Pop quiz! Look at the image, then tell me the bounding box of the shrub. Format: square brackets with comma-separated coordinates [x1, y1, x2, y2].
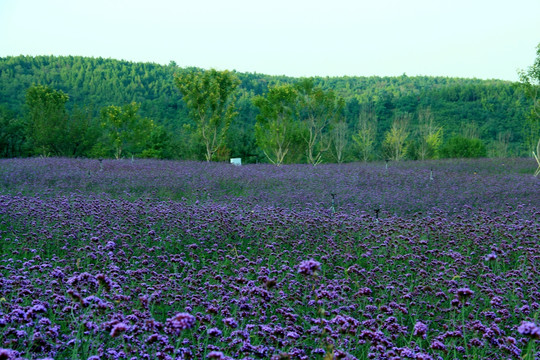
[440, 136, 487, 158]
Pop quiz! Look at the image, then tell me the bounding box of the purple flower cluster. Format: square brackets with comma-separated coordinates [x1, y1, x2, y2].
[456, 287, 475, 301]
[413, 321, 428, 339]
[166, 312, 196, 333]
[298, 259, 321, 276]
[517, 321, 540, 340]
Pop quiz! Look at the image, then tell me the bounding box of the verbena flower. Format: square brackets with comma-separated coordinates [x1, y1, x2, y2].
[0, 348, 20, 360]
[298, 259, 321, 276]
[110, 322, 128, 337]
[207, 351, 226, 359]
[223, 317, 238, 329]
[456, 287, 474, 300]
[208, 327, 222, 337]
[166, 312, 196, 333]
[413, 321, 428, 339]
[517, 321, 540, 339]
[430, 339, 447, 351]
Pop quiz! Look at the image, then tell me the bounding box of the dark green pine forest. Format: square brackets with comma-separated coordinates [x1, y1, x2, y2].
[0, 55, 535, 163]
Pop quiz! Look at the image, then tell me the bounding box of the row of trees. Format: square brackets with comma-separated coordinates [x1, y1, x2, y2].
[174, 70, 497, 165]
[175, 42, 539, 165]
[0, 46, 538, 163]
[1, 79, 492, 163]
[0, 85, 170, 159]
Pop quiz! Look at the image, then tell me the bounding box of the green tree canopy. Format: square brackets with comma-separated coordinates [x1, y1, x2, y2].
[439, 136, 487, 158]
[96, 102, 159, 159]
[383, 112, 410, 161]
[352, 103, 377, 162]
[25, 84, 69, 156]
[296, 78, 344, 165]
[253, 84, 299, 166]
[174, 69, 240, 161]
[0, 106, 26, 158]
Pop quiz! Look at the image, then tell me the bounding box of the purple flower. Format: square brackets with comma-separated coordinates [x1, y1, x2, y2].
[415, 354, 434, 360]
[413, 321, 428, 339]
[208, 327, 222, 337]
[469, 337, 484, 347]
[354, 287, 373, 297]
[430, 340, 448, 351]
[0, 348, 19, 360]
[223, 317, 238, 328]
[490, 296, 503, 307]
[456, 287, 474, 300]
[517, 321, 540, 339]
[207, 351, 226, 359]
[298, 259, 321, 276]
[286, 331, 300, 339]
[166, 312, 196, 333]
[110, 322, 128, 337]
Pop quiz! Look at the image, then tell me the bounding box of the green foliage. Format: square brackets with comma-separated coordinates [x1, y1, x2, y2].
[142, 125, 173, 159]
[0, 106, 26, 158]
[415, 107, 443, 160]
[296, 78, 344, 165]
[383, 113, 410, 161]
[64, 105, 102, 157]
[0, 55, 534, 161]
[25, 84, 69, 156]
[330, 121, 350, 163]
[488, 131, 513, 158]
[425, 128, 443, 157]
[352, 104, 377, 162]
[174, 69, 240, 161]
[439, 136, 487, 158]
[98, 102, 161, 159]
[253, 84, 299, 165]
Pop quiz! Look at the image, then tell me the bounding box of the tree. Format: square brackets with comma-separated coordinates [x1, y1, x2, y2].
[439, 136, 487, 158]
[518, 42, 540, 156]
[174, 68, 240, 161]
[253, 84, 298, 166]
[489, 131, 512, 158]
[416, 107, 443, 160]
[97, 102, 157, 159]
[352, 103, 377, 162]
[330, 121, 349, 164]
[296, 78, 343, 166]
[64, 105, 102, 157]
[460, 121, 481, 140]
[25, 84, 69, 156]
[141, 125, 172, 159]
[383, 112, 410, 161]
[0, 106, 26, 158]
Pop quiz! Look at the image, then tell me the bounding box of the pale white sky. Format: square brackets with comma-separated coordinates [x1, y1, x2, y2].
[0, 0, 539, 81]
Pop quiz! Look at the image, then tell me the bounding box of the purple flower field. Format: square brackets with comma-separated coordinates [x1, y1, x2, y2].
[0, 158, 539, 359]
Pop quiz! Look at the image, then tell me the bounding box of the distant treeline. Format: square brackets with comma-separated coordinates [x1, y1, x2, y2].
[0, 55, 534, 162]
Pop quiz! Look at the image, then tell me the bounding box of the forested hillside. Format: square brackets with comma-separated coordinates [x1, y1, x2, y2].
[0, 55, 533, 162]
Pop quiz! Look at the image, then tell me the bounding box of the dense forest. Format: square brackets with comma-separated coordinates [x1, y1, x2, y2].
[0, 55, 535, 163]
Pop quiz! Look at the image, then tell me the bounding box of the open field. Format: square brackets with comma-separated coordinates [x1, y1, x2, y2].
[0, 158, 539, 359]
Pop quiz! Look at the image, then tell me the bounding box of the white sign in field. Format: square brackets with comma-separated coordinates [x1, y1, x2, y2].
[230, 158, 242, 166]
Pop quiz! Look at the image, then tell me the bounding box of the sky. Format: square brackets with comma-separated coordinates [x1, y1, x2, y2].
[0, 0, 539, 81]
